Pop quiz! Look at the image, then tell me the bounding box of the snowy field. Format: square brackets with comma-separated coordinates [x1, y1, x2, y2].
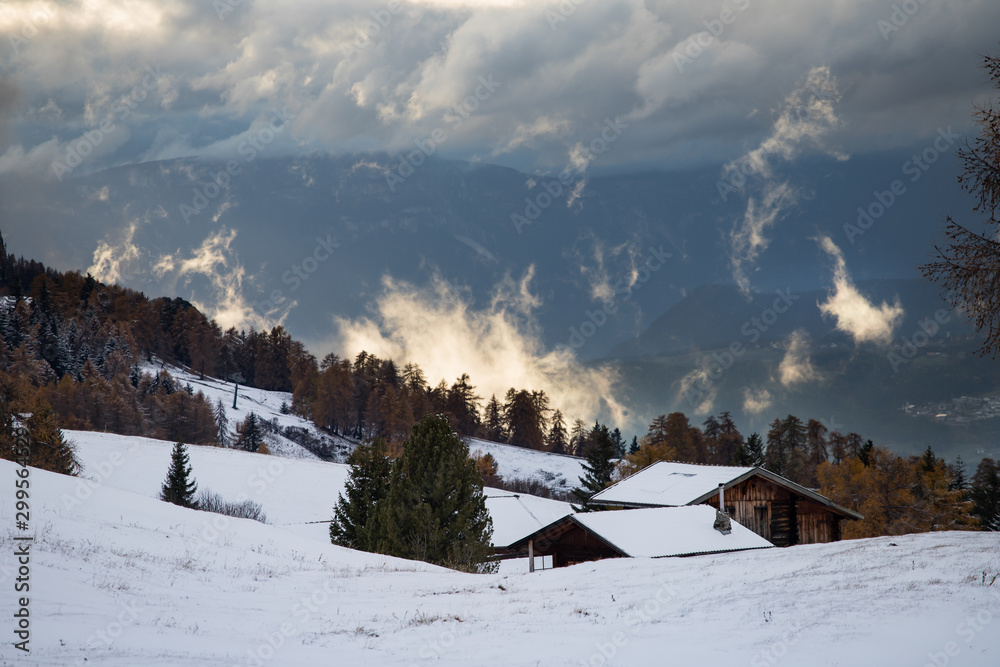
[3, 456, 1000, 666]
[67, 431, 572, 550]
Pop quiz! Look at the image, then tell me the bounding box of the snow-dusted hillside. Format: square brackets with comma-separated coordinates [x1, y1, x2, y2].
[138, 364, 584, 497]
[68, 431, 572, 549]
[140, 361, 356, 462]
[5, 457, 1000, 666]
[466, 437, 587, 493]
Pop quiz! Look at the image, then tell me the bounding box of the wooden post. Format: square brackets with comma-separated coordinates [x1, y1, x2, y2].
[528, 539, 534, 573]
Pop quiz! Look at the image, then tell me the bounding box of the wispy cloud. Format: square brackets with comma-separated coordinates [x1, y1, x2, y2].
[777, 329, 819, 387]
[154, 227, 280, 331]
[817, 235, 903, 345]
[726, 67, 846, 294]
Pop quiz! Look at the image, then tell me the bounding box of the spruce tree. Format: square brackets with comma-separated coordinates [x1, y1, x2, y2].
[379, 414, 495, 572]
[546, 409, 568, 454]
[214, 399, 230, 447]
[330, 438, 392, 551]
[628, 435, 639, 455]
[732, 432, 765, 467]
[970, 458, 1000, 531]
[160, 441, 198, 508]
[236, 412, 263, 452]
[571, 423, 617, 512]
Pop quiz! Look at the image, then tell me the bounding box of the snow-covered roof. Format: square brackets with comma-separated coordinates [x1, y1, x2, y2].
[591, 461, 754, 507]
[572, 506, 773, 557]
[484, 488, 574, 548]
[590, 461, 864, 520]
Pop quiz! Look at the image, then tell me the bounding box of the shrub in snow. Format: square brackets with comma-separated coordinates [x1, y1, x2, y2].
[197, 488, 267, 523]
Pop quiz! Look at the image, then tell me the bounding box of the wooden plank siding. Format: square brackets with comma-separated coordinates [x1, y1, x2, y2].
[698, 477, 843, 546]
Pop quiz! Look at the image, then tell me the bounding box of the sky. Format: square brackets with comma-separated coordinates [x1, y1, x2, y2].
[1, 0, 998, 181]
[2, 0, 999, 431]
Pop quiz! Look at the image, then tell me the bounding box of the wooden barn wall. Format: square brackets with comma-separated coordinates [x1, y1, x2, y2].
[699, 478, 843, 545]
[529, 523, 620, 567]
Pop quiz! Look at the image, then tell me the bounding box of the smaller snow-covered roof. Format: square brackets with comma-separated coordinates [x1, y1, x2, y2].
[573, 506, 773, 557]
[484, 488, 574, 548]
[591, 461, 753, 507]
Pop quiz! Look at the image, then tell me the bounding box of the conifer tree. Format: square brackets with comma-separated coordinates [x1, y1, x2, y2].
[970, 458, 1000, 531]
[214, 398, 229, 447]
[235, 412, 263, 452]
[732, 432, 765, 467]
[571, 423, 617, 512]
[379, 414, 495, 572]
[330, 438, 392, 551]
[546, 410, 568, 454]
[483, 394, 505, 442]
[160, 441, 198, 508]
[610, 427, 625, 458]
[628, 435, 639, 455]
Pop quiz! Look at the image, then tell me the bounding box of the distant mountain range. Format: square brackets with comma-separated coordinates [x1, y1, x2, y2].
[0, 144, 970, 357]
[4, 148, 996, 462]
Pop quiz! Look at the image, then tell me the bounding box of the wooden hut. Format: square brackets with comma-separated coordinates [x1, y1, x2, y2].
[589, 462, 862, 546]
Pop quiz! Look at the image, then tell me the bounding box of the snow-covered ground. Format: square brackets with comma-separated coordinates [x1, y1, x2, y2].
[467, 437, 587, 493]
[4, 457, 1000, 666]
[67, 430, 572, 549]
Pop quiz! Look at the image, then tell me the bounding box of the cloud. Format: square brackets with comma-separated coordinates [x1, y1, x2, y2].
[728, 181, 796, 294]
[154, 227, 282, 331]
[817, 236, 904, 345]
[777, 329, 819, 387]
[676, 364, 716, 416]
[88, 220, 143, 285]
[2, 0, 995, 179]
[742, 387, 773, 415]
[726, 67, 846, 294]
[333, 269, 628, 427]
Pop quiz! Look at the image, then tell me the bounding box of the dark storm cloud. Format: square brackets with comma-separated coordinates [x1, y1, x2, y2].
[0, 0, 998, 177]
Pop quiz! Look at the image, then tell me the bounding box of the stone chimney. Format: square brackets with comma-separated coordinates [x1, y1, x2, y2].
[714, 483, 731, 534]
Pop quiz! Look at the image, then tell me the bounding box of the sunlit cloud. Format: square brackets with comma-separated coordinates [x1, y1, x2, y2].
[817, 236, 903, 345]
[777, 329, 819, 387]
[334, 270, 628, 426]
